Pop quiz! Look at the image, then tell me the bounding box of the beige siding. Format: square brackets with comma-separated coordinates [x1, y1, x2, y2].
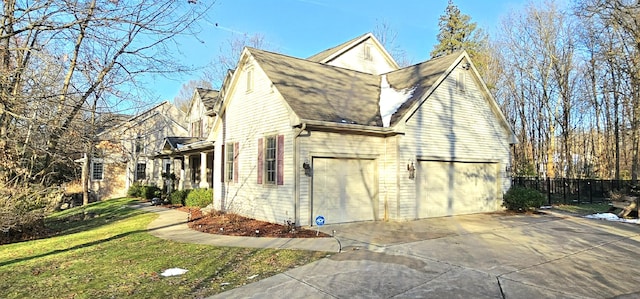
[297, 131, 390, 226]
[397, 67, 511, 220]
[219, 57, 297, 224]
[326, 41, 397, 75]
[92, 102, 188, 198]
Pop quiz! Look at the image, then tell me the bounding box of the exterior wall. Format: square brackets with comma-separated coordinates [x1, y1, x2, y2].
[90, 160, 127, 200]
[216, 57, 297, 224]
[326, 40, 397, 75]
[187, 95, 214, 139]
[396, 66, 512, 220]
[297, 131, 389, 226]
[91, 102, 188, 199]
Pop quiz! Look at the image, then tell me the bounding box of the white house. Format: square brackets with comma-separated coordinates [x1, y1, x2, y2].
[179, 33, 518, 227]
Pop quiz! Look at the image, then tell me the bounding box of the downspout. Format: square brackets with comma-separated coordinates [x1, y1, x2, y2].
[293, 123, 306, 226]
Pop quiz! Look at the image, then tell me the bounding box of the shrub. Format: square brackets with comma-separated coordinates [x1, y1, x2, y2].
[185, 188, 212, 208]
[168, 189, 191, 206]
[127, 183, 143, 198]
[142, 185, 160, 200]
[503, 186, 546, 212]
[127, 183, 160, 200]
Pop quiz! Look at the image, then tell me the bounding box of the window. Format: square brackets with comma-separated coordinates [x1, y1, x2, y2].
[257, 135, 284, 185]
[265, 136, 277, 184]
[363, 43, 372, 61]
[135, 136, 144, 153]
[92, 162, 103, 180]
[457, 71, 466, 93]
[191, 120, 202, 137]
[136, 163, 146, 181]
[190, 156, 201, 183]
[225, 142, 238, 183]
[246, 68, 253, 92]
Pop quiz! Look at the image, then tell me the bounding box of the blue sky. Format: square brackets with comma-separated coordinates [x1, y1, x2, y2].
[148, 0, 530, 105]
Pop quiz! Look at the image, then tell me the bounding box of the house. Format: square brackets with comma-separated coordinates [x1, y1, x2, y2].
[198, 33, 517, 226]
[155, 88, 218, 191]
[88, 101, 188, 199]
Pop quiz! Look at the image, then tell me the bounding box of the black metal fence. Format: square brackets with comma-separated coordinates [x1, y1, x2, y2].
[511, 177, 637, 206]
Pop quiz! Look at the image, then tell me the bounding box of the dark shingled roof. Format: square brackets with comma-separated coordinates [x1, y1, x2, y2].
[249, 47, 383, 126]
[164, 137, 203, 150]
[385, 52, 461, 126]
[196, 88, 220, 111]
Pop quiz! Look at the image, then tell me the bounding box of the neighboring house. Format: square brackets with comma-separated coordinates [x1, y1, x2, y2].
[156, 88, 218, 191]
[89, 101, 188, 200]
[192, 32, 517, 226]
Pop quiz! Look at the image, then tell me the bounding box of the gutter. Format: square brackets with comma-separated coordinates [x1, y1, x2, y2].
[302, 119, 402, 136]
[293, 123, 306, 227]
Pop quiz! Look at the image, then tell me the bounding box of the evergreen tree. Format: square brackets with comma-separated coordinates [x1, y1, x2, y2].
[430, 0, 487, 59]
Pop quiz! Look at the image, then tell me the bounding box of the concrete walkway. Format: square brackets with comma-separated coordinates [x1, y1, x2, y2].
[132, 203, 640, 298]
[130, 202, 341, 252]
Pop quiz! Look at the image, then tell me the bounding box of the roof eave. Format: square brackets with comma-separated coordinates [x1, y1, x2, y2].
[300, 119, 400, 136]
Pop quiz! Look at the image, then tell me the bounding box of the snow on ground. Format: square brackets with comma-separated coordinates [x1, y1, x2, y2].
[584, 213, 640, 224]
[160, 268, 188, 277]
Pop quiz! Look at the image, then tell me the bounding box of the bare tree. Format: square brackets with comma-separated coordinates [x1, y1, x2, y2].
[173, 80, 213, 112]
[202, 33, 272, 88]
[373, 19, 412, 67]
[0, 0, 215, 187]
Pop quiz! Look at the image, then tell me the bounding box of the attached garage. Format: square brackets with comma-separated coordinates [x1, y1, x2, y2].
[416, 160, 500, 218]
[312, 157, 378, 224]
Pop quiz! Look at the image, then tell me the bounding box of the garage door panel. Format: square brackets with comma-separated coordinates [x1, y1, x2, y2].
[417, 161, 498, 218]
[312, 158, 377, 224]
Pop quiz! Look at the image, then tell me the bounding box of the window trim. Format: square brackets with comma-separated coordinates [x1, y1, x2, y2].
[225, 142, 238, 183]
[91, 161, 104, 181]
[257, 135, 284, 186]
[265, 136, 277, 184]
[363, 43, 372, 61]
[246, 68, 254, 93]
[135, 162, 146, 181]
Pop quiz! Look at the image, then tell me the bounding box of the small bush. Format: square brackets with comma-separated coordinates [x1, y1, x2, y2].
[169, 189, 191, 206]
[142, 185, 160, 200]
[127, 183, 159, 200]
[185, 188, 212, 208]
[127, 183, 143, 198]
[503, 186, 546, 212]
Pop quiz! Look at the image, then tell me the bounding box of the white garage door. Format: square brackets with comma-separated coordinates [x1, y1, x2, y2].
[416, 161, 499, 218]
[312, 158, 377, 224]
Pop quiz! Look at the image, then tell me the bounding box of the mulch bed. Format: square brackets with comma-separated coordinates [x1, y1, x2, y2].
[179, 207, 330, 238]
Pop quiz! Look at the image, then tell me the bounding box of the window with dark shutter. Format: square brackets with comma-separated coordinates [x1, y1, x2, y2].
[233, 142, 239, 183]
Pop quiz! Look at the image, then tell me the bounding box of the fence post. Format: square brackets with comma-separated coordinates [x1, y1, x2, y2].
[546, 177, 551, 206]
[577, 179, 581, 203]
[587, 180, 593, 204]
[563, 178, 567, 204]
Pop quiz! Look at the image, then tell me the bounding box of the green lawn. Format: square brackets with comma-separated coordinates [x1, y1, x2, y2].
[0, 198, 328, 298]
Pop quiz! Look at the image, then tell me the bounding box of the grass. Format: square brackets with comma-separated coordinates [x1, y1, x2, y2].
[0, 198, 328, 298]
[552, 203, 613, 215]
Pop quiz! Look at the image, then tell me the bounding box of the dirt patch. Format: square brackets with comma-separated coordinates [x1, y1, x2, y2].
[181, 207, 330, 238]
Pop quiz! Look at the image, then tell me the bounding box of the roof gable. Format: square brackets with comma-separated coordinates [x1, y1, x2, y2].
[307, 33, 399, 72]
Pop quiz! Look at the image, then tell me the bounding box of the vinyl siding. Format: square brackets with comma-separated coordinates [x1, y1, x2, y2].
[396, 67, 511, 220]
[219, 57, 296, 224]
[326, 41, 397, 75]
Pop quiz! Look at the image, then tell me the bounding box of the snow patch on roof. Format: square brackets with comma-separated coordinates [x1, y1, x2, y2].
[379, 74, 416, 127]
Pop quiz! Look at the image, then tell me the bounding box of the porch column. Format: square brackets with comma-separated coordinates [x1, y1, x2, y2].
[179, 157, 186, 190]
[167, 157, 175, 194]
[200, 151, 209, 188]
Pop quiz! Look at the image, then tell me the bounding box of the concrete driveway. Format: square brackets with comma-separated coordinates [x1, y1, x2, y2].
[209, 211, 640, 298]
